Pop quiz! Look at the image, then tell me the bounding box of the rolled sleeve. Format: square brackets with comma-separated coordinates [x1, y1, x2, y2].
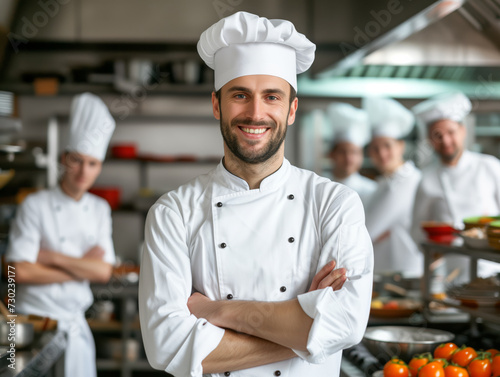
[139, 202, 225, 377]
[5, 196, 41, 264]
[294, 189, 373, 363]
[97, 202, 116, 265]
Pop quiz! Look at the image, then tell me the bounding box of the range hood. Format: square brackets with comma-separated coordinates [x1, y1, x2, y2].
[316, 0, 500, 77]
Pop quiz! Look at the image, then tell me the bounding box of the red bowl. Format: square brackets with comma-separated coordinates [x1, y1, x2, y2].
[421, 222, 457, 244]
[89, 187, 121, 210]
[111, 144, 137, 159]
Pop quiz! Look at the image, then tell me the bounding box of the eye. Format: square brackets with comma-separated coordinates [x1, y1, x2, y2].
[234, 93, 246, 99]
[267, 95, 278, 101]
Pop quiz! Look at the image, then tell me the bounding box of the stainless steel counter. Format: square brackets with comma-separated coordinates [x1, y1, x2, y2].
[0, 330, 66, 377]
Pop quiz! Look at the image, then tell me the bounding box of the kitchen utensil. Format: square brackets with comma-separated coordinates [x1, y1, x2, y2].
[362, 326, 454, 362]
[383, 283, 408, 297]
[96, 337, 140, 361]
[0, 318, 34, 349]
[421, 221, 457, 244]
[89, 187, 121, 210]
[111, 144, 137, 159]
[486, 222, 500, 250]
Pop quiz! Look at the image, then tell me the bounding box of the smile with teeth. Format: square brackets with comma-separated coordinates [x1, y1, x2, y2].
[241, 127, 267, 134]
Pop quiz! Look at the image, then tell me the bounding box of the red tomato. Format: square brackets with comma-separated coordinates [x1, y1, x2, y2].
[492, 354, 500, 377]
[467, 356, 491, 377]
[384, 358, 410, 377]
[409, 353, 431, 377]
[444, 365, 469, 377]
[486, 349, 499, 358]
[452, 347, 478, 367]
[418, 361, 445, 377]
[433, 359, 448, 368]
[434, 343, 459, 361]
[383, 301, 400, 310]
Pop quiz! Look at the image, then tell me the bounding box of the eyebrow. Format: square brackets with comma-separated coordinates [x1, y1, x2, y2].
[226, 86, 287, 97]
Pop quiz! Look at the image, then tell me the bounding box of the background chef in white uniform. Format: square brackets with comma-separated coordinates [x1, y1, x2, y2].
[6, 92, 116, 377]
[363, 96, 423, 277]
[139, 11, 373, 377]
[411, 92, 500, 282]
[326, 102, 377, 207]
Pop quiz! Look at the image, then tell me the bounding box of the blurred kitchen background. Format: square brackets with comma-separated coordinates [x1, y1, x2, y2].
[0, 0, 500, 376]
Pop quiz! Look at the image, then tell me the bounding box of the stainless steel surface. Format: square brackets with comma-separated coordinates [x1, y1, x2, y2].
[421, 242, 500, 325]
[0, 320, 34, 349]
[317, 0, 465, 77]
[362, 326, 455, 362]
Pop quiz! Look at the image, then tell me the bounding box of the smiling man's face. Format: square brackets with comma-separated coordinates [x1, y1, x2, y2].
[212, 75, 298, 165]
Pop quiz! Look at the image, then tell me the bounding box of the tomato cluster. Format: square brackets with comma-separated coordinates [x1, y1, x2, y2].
[382, 343, 500, 377]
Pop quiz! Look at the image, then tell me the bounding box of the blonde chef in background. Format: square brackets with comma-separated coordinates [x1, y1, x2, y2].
[326, 102, 377, 207]
[411, 92, 500, 282]
[6, 93, 116, 377]
[139, 11, 373, 377]
[363, 96, 423, 276]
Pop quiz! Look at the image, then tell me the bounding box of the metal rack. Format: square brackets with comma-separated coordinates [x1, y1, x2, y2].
[89, 281, 169, 377]
[420, 242, 500, 325]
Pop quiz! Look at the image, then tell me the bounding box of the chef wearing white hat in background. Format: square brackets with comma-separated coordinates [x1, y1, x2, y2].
[139, 11, 373, 377]
[363, 96, 423, 277]
[411, 92, 500, 282]
[6, 92, 116, 377]
[326, 102, 377, 206]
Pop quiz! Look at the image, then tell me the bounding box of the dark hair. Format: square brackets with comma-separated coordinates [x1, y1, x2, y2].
[215, 83, 297, 106]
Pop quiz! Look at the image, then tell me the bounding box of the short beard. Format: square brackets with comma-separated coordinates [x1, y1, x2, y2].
[219, 112, 288, 165]
[439, 147, 461, 163]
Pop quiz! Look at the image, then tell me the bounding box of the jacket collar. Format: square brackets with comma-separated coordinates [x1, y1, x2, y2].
[54, 184, 89, 206]
[214, 158, 291, 193]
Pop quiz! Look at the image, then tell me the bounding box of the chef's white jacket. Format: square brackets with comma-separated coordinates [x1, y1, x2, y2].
[411, 150, 500, 280]
[6, 186, 115, 377]
[365, 161, 423, 276]
[332, 172, 377, 207]
[139, 159, 374, 377]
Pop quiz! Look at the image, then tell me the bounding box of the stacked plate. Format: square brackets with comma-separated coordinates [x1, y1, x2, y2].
[0, 92, 14, 116]
[487, 221, 500, 251]
[447, 278, 500, 307]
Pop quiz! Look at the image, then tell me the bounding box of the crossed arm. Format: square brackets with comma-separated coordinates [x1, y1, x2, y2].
[14, 246, 113, 285]
[187, 261, 347, 374]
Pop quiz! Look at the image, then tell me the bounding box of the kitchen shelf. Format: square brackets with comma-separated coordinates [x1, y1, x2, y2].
[0, 82, 214, 96]
[90, 281, 145, 377]
[431, 298, 500, 324]
[420, 241, 500, 325]
[88, 318, 141, 332]
[96, 358, 158, 372]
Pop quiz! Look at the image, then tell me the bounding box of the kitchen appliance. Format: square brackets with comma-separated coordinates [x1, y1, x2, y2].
[362, 326, 454, 362]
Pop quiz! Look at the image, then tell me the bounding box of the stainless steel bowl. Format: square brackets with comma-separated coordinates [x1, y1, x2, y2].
[0, 320, 34, 349]
[362, 326, 455, 362]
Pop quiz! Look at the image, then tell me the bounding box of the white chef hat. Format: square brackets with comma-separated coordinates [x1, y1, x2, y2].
[363, 96, 415, 139]
[67, 92, 115, 161]
[327, 103, 370, 148]
[412, 92, 471, 130]
[197, 11, 316, 92]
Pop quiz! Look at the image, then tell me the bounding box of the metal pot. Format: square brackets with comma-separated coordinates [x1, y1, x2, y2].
[0, 319, 34, 349]
[362, 326, 454, 362]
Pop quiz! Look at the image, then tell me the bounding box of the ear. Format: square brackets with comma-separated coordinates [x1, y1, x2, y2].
[287, 97, 299, 126]
[399, 140, 406, 153]
[211, 92, 220, 120]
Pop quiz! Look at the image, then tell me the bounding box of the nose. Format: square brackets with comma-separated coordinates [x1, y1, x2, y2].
[246, 97, 265, 120]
